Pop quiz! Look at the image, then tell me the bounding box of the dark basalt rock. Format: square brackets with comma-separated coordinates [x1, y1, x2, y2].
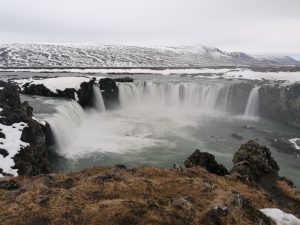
[259, 83, 300, 128]
[231, 140, 279, 181]
[77, 79, 95, 108]
[184, 149, 229, 176]
[113, 77, 134, 82]
[0, 81, 49, 177]
[99, 78, 120, 109]
[0, 148, 8, 158]
[0, 131, 5, 139]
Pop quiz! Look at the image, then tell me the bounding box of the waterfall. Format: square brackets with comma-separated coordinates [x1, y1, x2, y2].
[118, 82, 232, 113]
[244, 86, 260, 118]
[93, 85, 106, 113]
[46, 101, 85, 151]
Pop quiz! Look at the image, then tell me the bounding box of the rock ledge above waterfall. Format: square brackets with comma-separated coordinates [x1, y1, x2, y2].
[10, 76, 121, 109]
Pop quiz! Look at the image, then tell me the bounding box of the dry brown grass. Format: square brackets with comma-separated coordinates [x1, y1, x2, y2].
[0, 166, 298, 225]
[276, 179, 300, 202]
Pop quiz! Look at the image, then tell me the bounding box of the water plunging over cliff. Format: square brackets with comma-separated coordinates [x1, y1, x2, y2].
[118, 82, 232, 113]
[244, 86, 260, 118]
[46, 101, 85, 151]
[93, 85, 106, 113]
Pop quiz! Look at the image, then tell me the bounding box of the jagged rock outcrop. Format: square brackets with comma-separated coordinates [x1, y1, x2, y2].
[231, 140, 279, 181]
[99, 78, 120, 109]
[184, 149, 229, 176]
[259, 83, 300, 128]
[0, 81, 48, 176]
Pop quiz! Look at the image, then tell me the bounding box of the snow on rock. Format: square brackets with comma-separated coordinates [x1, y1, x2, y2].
[32, 116, 46, 126]
[260, 208, 300, 225]
[13, 76, 92, 93]
[0, 122, 29, 177]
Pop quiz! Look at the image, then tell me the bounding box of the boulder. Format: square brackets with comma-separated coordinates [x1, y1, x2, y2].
[184, 149, 229, 176]
[231, 140, 279, 181]
[0, 81, 49, 177]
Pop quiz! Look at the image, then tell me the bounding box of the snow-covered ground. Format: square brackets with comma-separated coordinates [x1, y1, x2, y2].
[260, 208, 300, 225]
[12, 76, 97, 93]
[0, 122, 29, 177]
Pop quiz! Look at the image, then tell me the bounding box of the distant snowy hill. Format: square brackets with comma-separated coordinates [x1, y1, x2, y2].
[0, 43, 299, 67]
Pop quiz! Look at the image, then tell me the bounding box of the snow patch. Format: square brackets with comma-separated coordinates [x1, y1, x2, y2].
[0, 122, 29, 177]
[260, 208, 300, 225]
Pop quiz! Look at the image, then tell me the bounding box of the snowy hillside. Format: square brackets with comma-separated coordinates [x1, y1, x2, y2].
[0, 43, 299, 67]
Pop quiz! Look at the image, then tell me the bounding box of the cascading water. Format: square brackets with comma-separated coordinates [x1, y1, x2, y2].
[244, 86, 260, 118]
[46, 101, 85, 151]
[93, 85, 106, 113]
[118, 82, 233, 113]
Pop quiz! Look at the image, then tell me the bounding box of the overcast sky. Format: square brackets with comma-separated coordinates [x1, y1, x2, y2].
[0, 0, 299, 58]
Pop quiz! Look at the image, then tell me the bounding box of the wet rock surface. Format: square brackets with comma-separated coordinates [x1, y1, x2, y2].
[0, 81, 48, 176]
[259, 83, 300, 128]
[184, 149, 229, 176]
